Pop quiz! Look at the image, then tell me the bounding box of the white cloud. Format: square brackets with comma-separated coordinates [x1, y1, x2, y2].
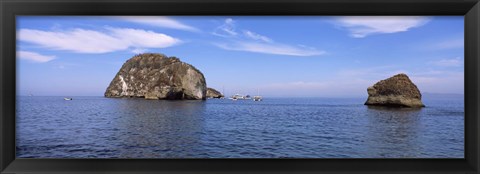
[212, 18, 238, 37]
[117, 16, 199, 32]
[429, 57, 462, 67]
[18, 28, 181, 54]
[212, 18, 324, 57]
[107, 27, 181, 48]
[243, 30, 273, 43]
[17, 51, 56, 63]
[215, 41, 325, 56]
[335, 16, 430, 38]
[18, 29, 124, 53]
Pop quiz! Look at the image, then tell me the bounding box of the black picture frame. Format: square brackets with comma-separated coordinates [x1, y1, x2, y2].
[1, 0, 479, 173]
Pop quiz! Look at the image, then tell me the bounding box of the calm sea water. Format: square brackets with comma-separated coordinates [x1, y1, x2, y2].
[16, 95, 464, 158]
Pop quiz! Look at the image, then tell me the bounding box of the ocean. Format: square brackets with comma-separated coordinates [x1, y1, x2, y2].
[16, 95, 464, 158]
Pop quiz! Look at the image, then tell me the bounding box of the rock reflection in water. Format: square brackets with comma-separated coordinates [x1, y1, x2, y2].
[363, 106, 423, 158]
[102, 99, 207, 158]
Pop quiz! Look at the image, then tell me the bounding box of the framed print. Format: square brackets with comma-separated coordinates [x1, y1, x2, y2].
[1, 0, 479, 173]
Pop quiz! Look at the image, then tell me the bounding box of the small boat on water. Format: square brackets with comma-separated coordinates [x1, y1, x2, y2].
[253, 89, 262, 101]
[230, 94, 248, 100]
[229, 92, 258, 101]
[64, 98, 73, 101]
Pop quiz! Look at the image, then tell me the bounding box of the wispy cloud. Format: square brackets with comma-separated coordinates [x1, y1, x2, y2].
[335, 16, 430, 38]
[212, 18, 238, 37]
[215, 41, 325, 56]
[107, 27, 181, 48]
[429, 57, 462, 67]
[18, 27, 181, 54]
[243, 30, 273, 43]
[117, 16, 200, 32]
[212, 18, 325, 56]
[17, 51, 56, 63]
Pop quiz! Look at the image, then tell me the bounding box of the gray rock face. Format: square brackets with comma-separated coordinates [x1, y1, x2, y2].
[365, 73, 425, 107]
[206, 88, 224, 98]
[105, 53, 206, 100]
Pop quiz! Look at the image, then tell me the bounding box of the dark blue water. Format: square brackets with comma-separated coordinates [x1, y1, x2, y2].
[16, 95, 464, 158]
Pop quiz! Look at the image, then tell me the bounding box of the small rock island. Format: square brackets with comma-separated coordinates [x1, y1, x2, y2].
[105, 53, 207, 100]
[365, 73, 425, 108]
[206, 88, 224, 98]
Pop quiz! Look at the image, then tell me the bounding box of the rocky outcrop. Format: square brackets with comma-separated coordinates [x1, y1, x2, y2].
[206, 88, 224, 98]
[105, 53, 206, 100]
[365, 73, 425, 107]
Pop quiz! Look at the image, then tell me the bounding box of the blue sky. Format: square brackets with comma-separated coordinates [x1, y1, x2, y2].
[16, 16, 464, 97]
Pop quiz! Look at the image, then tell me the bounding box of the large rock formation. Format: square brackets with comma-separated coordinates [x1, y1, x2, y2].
[105, 53, 207, 100]
[365, 73, 425, 107]
[206, 88, 224, 98]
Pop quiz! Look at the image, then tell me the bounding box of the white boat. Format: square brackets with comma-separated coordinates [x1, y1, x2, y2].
[64, 98, 73, 100]
[253, 89, 262, 101]
[230, 94, 246, 100]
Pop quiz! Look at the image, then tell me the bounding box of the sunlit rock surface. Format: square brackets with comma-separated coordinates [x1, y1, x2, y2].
[365, 73, 425, 107]
[105, 53, 206, 100]
[206, 88, 224, 98]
